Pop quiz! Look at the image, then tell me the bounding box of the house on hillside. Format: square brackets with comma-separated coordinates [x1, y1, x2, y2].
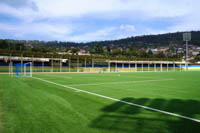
[77, 49, 90, 56]
[151, 48, 158, 54]
[177, 48, 184, 54]
[192, 50, 199, 56]
[158, 48, 169, 54]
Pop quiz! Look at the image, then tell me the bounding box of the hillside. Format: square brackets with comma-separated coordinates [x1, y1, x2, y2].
[85, 31, 200, 48]
[1, 31, 200, 50]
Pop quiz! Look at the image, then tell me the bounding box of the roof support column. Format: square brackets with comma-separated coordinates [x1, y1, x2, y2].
[115, 62, 117, 72]
[21, 54, 23, 65]
[77, 58, 79, 72]
[42, 56, 44, 72]
[51, 57, 53, 72]
[68, 57, 71, 72]
[92, 59, 94, 68]
[60, 56, 62, 72]
[167, 62, 169, 72]
[180, 63, 182, 72]
[135, 62, 137, 72]
[142, 62, 144, 72]
[108, 61, 111, 72]
[173, 63, 175, 72]
[32, 55, 34, 72]
[85, 58, 87, 68]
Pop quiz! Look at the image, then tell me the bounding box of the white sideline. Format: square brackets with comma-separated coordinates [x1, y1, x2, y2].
[68, 79, 175, 87]
[32, 76, 200, 123]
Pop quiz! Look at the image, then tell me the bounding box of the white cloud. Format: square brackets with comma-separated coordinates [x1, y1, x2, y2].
[0, 0, 37, 9]
[167, 12, 200, 32]
[0, 22, 73, 40]
[120, 24, 135, 32]
[0, 3, 39, 22]
[67, 27, 117, 42]
[0, 0, 200, 41]
[31, 0, 198, 20]
[1, 0, 198, 19]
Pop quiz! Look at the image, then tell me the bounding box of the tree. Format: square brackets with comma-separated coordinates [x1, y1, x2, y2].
[0, 40, 9, 49]
[156, 52, 165, 58]
[122, 50, 132, 57]
[147, 50, 153, 57]
[94, 44, 103, 54]
[130, 48, 138, 57]
[106, 46, 111, 55]
[15, 43, 26, 51]
[111, 48, 122, 56]
[190, 54, 200, 63]
[138, 50, 148, 58]
[71, 47, 80, 55]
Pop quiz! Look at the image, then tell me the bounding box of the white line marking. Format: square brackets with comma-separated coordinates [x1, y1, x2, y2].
[105, 75, 157, 79]
[55, 75, 72, 79]
[121, 76, 155, 78]
[71, 73, 156, 79]
[43, 75, 72, 79]
[32, 76, 200, 123]
[68, 79, 175, 87]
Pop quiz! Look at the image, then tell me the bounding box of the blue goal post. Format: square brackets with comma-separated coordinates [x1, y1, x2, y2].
[15, 62, 32, 77]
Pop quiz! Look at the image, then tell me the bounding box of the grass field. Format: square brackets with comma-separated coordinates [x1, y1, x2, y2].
[0, 72, 200, 133]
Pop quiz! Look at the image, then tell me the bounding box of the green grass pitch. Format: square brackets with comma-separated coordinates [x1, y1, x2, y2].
[0, 72, 200, 133]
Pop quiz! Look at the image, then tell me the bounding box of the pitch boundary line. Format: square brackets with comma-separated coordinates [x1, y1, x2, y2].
[32, 76, 200, 123]
[67, 79, 175, 87]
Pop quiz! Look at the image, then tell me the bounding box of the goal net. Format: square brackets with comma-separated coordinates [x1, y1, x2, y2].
[15, 62, 32, 77]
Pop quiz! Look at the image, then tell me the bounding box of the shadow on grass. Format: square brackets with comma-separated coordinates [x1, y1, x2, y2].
[89, 98, 200, 133]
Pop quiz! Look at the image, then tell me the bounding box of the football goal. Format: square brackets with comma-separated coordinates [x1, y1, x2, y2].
[14, 62, 32, 77]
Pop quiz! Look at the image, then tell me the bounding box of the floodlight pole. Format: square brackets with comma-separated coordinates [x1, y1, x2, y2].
[183, 32, 191, 71]
[186, 40, 189, 71]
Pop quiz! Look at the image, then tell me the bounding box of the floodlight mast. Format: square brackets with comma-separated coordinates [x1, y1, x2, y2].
[183, 32, 191, 71]
[185, 40, 189, 71]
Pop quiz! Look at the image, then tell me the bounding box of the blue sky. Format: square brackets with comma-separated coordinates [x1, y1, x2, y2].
[0, 0, 199, 42]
